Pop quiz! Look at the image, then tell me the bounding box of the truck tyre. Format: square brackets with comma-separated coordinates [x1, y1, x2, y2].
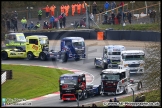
[27, 52, 34, 60]
[123, 87, 128, 94]
[137, 81, 142, 90]
[1, 51, 8, 60]
[82, 91, 88, 99]
[102, 63, 108, 69]
[39, 52, 47, 61]
[61, 52, 67, 62]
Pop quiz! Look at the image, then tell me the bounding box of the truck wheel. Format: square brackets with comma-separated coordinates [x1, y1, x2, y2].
[123, 88, 128, 94]
[39, 52, 47, 61]
[1, 51, 8, 60]
[61, 52, 67, 62]
[82, 91, 88, 99]
[137, 81, 142, 90]
[102, 63, 108, 69]
[27, 52, 34, 60]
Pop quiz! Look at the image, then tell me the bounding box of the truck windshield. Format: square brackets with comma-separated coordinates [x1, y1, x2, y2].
[123, 55, 144, 61]
[16, 35, 26, 42]
[108, 52, 121, 55]
[60, 76, 78, 84]
[40, 38, 49, 45]
[72, 41, 85, 47]
[101, 74, 120, 81]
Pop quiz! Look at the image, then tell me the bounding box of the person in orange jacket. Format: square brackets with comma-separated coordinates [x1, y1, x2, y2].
[43, 5, 50, 18]
[77, 2, 81, 15]
[60, 4, 65, 14]
[82, 1, 87, 14]
[65, 4, 70, 16]
[50, 4, 56, 16]
[71, 3, 76, 16]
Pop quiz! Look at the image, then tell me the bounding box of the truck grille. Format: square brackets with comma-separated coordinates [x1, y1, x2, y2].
[130, 69, 138, 72]
[76, 50, 83, 54]
[128, 64, 140, 67]
[111, 60, 120, 63]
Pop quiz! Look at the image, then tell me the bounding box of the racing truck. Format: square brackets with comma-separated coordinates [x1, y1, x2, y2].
[59, 37, 86, 62]
[1, 35, 57, 61]
[2, 35, 86, 62]
[94, 45, 125, 69]
[59, 73, 101, 101]
[100, 69, 142, 96]
[118, 50, 145, 73]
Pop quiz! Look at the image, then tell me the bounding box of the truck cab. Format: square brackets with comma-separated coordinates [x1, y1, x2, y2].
[4, 33, 26, 47]
[94, 45, 125, 69]
[59, 73, 87, 101]
[25, 35, 51, 60]
[100, 69, 130, 95]
[60, 37, 86, 62]
[119, 50, 145, 73]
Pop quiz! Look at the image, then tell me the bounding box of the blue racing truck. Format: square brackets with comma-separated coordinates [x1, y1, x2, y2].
[58, 37, 86, 62]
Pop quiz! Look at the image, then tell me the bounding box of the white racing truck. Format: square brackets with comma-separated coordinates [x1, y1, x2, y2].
[94, 45, 125, 69]
[100, 69, 142, 95]
[118, 50, 145, 73]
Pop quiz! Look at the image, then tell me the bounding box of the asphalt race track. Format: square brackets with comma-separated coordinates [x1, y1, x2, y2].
[2, 46, 144, 107]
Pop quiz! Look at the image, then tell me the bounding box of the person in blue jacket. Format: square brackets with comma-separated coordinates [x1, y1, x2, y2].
[104, 1, 110, 11]
[50, 16, 55, 28]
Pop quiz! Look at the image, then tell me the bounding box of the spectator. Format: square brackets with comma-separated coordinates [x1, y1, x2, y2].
[92, 103, 97, 107]
[28, 21, 34, 30]
[152, 10, 156, 23]
[13, 17, 18, 32]
[117, 12, 122, 24]
[62, 13, 66, 28]
[10, 11, 15, 29]
[82, 1, 87, 14]
[119, 1, 124, 13]
[38, 8, 42, 21]
[58, 14, 63, 28]
[76, 2, 81, 15]
[65, 4, 70, 17]
[43, 5, 50, 18]
[21, 17, 27, 31]
[122, 12, 126, 23]
[14, 11, 18, 19]
[71, 3, 76, 16]
[4, 11, 10, 21]
[149, 10, 153, 23]
[111, 11, 115, 25]
[34, 22, 40, 29]
[111, 1, 116, 11]
[90, 13, 94, 26]
[104, 1, 110, 11]
[127, 11, 132, 24]
[50, 4, 56, 16]
[43, 21, 49, 29]
[50, 16, 54, 28]
[102, 12, 108, 24]
[6, 18, 10, 31]
[92, 1, 97, 14]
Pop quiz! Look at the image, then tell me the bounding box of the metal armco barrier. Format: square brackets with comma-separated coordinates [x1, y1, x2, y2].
[24, 30, 161, 42]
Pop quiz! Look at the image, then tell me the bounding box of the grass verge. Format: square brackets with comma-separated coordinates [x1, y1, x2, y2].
[2, 64, 72, 100]
[83, 89, 161, 107]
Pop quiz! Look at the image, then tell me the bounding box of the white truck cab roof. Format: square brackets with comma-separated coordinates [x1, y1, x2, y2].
[105, 45, 125, 52]
[101, 69, 127, 74]
[121, 50, 145, 55]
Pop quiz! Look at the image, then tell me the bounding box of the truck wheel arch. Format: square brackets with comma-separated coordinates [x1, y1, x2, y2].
[1, 51, 8, 60]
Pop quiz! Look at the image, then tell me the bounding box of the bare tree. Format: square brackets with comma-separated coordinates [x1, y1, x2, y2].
[142, 42, 161, 90]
